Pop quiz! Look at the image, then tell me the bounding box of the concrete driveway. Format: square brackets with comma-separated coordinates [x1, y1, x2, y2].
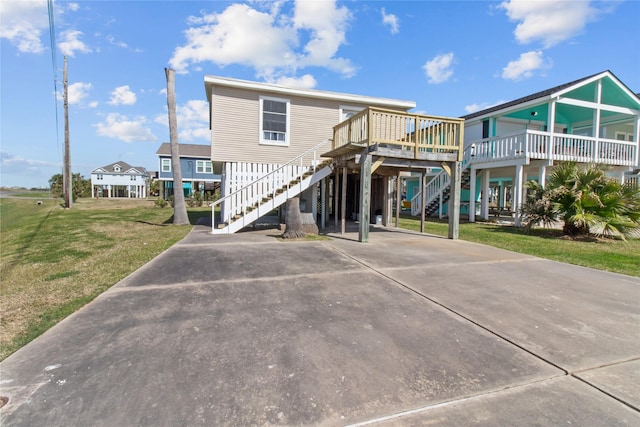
[1, 224, 639, 426]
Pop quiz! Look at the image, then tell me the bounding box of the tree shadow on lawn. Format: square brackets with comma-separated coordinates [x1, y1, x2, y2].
[159, 210, 211, 226]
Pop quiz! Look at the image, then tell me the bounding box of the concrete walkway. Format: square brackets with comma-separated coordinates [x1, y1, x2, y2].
[1, 223, 639, 426]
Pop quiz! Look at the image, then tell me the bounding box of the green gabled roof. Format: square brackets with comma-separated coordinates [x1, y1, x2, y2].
[461, 70, 640, 121]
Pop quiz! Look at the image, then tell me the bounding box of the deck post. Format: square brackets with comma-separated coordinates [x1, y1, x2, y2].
[359, 152, 372, 243]
[538, 165, 547, 188]
[320, 177, 326, 230]
[341, 166, 347, 234]
[395, 173, 401, 227]
[514, 163, 524, 227]
[469, 167, 476, 223]
[383, 175, 392, 226]
[448, 161, 461, 240]
[334, 171, 339, 231]
[481, 169, 490, 220]
[420, 170, 426, 233]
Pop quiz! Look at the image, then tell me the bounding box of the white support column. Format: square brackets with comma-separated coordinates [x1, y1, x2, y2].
[108, 185, 112, 198]
[91, 184, 94, 198]
[481, 169, 490, 220]
[593, 79, 602, 161]
[222, 163, 231, 223]
[538, 165, 547, 188]
[514, 164, 524, 227]
[469, 167, 476, 222]
[635, 115, 640, 167]
[382, 176, 392, 226]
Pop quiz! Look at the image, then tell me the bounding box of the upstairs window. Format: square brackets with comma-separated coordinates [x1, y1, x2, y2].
[196, 160, 212, 174]
[161, 158, 171, 172]
[260, 96, 289, 145]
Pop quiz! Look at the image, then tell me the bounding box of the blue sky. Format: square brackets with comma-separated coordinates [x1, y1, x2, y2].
[1, 0, 639, 189]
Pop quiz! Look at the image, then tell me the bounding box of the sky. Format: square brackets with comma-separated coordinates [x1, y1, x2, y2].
[1, 0, 639, 189]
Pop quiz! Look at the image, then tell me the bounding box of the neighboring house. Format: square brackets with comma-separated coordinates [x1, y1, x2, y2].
[90, 161, 148, 198]
[204, 75, 465, 237]
[415, 70, 639, 226]
[156, 143, 221, 199]
[464, 70, 640, 225]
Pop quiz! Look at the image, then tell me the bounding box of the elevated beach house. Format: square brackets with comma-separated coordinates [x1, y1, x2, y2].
[155, 143, 221, 200]
[411, 70, 639, 226]
[204, 76, 465, 240]
[90, 161, 148, 198]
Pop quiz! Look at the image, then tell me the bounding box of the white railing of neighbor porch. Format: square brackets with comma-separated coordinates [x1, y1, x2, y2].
[473, 130, 637, 166]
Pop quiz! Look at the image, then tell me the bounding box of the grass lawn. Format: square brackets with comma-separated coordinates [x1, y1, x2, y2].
[397, 215, 640, 277]
[0, 197, 210, 360]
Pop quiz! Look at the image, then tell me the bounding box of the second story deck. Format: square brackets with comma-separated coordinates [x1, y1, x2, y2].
[323, 107, 465, 165]
[468, 130, 638, 168]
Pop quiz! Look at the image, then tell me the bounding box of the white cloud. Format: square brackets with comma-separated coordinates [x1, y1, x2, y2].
[273, 74, 317, 89]
[58, 29, 91, 57]
[501, 50, 551, 81]
[464, 100, 507, 114]
[169, 0, 355, 81]
[56, 82, 92, 105]
[499, 0, 605, 48]
[423, 52, 455, 84]
[0, 151, 60, 188]
[95, 113, 157, 143]
[108, 85, 137, 106]
[0, 0, 48, 53]
[155, 100, 210, 142]
[381, 8, 399, 34]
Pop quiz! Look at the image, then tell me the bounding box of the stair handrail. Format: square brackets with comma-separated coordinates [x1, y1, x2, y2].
[210, 139, 332, 232]
[415, 144, 476, 215]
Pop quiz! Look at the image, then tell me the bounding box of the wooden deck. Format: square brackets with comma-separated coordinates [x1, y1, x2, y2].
[323, 107, 464, 164]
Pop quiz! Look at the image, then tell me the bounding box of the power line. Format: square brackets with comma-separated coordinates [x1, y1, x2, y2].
[47, 0, 61, 159]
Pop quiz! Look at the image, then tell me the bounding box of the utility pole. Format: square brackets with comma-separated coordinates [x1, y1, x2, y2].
[63, 55, 72, 208]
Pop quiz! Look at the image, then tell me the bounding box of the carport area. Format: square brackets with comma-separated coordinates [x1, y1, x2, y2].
[1, 224, 638, 426]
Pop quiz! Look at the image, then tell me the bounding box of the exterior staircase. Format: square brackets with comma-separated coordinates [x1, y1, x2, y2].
[210, 143, 333, 234]
[410, 146, 473, 217]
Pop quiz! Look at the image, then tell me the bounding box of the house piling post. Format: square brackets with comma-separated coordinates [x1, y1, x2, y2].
[448, 161, 461, 240]
[358, 152, 372, 243]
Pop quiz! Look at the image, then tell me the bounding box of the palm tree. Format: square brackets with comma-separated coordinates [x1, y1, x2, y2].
[521, 162, 640, 239]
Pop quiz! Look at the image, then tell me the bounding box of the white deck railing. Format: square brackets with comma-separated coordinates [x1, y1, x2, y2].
[333, 107, 464, 161]
[471, 130, 638, 166]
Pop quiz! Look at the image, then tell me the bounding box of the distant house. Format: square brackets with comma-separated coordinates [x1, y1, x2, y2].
[155, 143, 221, 199]
[90, 161, 149, 198]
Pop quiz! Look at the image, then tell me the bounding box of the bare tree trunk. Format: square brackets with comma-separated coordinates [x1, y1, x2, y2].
[282, 197, 306, 239]
[165, 68, 189, 225]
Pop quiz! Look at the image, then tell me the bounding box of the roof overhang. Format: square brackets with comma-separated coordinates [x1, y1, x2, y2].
[204, 75, 416, 111]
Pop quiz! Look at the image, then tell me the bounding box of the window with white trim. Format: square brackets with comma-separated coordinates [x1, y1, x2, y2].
[196, 160, 212, 174]
[260, 96, 289, 145]
[161, 158, 171, 172]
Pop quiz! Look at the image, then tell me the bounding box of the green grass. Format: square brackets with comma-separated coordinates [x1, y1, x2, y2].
[0, 197, 210, 360]
[397, 215, 640, 277]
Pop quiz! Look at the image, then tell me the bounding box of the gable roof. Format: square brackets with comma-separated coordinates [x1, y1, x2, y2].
[92, 161, 147, 174]
[156, 143, 211, 158]
[461, 70, 640, 121]
[204, 75, 416, 111]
